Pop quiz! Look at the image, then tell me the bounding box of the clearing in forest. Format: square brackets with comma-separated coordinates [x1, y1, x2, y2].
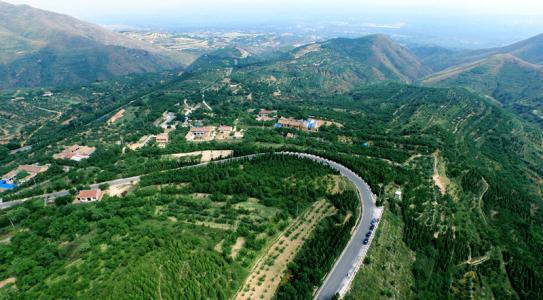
[231, 237, 246, 259]
[432, 150, 449, 195]
[168, 150, 233, 163]
[235, 199, 335, 300]
[0, 277, 15, 288]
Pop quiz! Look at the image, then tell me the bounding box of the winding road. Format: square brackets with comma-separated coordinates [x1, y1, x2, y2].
[0, 152, 380, 299]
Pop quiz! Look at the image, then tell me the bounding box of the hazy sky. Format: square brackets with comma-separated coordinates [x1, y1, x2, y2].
[5, 0, 543, 48]
[5, 0, 543, 20]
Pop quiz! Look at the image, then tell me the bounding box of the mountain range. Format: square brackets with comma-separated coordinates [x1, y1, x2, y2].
[2, 0, 543, 116]
[414, 33, 543, 72]
[417, 34, 543, 127]
[0, 0, 192, 88]
[227, 34, 431, 95]
[422, 53, 543, 104]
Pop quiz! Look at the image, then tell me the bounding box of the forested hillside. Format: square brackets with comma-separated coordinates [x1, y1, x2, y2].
[0, 1, 189, 88]
[222, 34, 430, 96]
[414, 32, 543, 72]
[1, 28, 543, 299]
[0, 156, 355, 298]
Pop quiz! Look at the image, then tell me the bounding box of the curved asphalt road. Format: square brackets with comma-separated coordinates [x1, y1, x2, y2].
[0, 152, 378, 298]
[273, 152, 377, 299]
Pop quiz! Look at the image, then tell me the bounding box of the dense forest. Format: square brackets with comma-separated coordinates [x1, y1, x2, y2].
[2, 33, 543, 299]
[0, 155, 349, 298]
[276, 191, 359, 299]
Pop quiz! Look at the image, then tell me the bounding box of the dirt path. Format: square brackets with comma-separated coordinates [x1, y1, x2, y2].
[231, 237, 246, 259]
[403, 154, 424, 166]
[432, 150, 448, 195]
[127, 135, 154, 150]
[169, 150, 233, 163]
[478, 178, 489, 224]
[107, 183, 135, 197]
[235, 200, 335, 300]
[0, 277, 15, 288]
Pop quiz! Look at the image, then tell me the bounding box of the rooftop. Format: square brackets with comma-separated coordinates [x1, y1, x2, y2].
[189, 126, 215, 133]
[78, 189, 101, 198]
[259, 109, 277, 115]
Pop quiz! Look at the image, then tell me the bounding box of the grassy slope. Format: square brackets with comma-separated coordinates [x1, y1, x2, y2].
[346, 207, 415, 299]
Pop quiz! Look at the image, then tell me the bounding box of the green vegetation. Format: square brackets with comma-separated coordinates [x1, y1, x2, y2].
[2, 29, 543, 299]
[0, 156, 342, 298]
[423, 53, 543, 128]
[346, 206, 415, 299]
[276, 191, 359, 299]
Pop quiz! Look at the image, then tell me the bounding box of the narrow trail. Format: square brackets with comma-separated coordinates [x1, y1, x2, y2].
[24, 106, 62, 143]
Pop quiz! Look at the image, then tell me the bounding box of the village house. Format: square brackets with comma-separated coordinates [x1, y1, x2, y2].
[156, 133, 169, 148]
[276, 117, 305, 130]
[77, 189, 103, 203]
[216, 125, 233, 140]
[186, 126, 216, 142]
[156, 111, 176, 128]
[275, 117, 323, 132]
[303, 119, 323, 131]
[53, 145, 96, 161]
[2, 164, 50, 184]
[256, 109, 278, 121]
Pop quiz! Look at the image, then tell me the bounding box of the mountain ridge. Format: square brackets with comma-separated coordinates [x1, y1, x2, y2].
[0, 0, 188, 88]
[422, 53, 543, 105]
[415, 33, 543, 72]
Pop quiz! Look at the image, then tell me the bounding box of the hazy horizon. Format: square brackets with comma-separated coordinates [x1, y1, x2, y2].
[4, 0, 543, 48]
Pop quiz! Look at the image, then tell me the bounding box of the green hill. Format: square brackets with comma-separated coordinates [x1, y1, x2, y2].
[422, 53, 543, 127]
[0, 1, 190, 88]
[231, 34, 431, 95]
[423, 54, 543, 104]
[415, 33, 543, 72]
[187, 47, 258, 71]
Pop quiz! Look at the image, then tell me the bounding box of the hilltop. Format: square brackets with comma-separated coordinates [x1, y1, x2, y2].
[231, 34, 431, 95]
[423, 53, 543, 104]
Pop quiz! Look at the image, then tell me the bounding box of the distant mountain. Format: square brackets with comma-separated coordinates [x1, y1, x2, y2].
[307, 35, 431, 82]
[0, 1, 189, 88]
[187, 47, 256, 71]
[423, 54, 543, 104]
[235, 34, 431, 95]
[415, 33, 543, 72]
[422, 53, 543, 127]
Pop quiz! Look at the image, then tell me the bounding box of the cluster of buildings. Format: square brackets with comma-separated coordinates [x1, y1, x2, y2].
[185, 125, 243, 142]
[1, 164, 50, 190]
[256, 109, 278, 122]
[53, 145, 96, 161]
[275, 117, 324, 132]
[254, 108, 336, 133]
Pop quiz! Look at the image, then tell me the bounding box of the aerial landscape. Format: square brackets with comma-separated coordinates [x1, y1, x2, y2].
[1, 0, 543, 299]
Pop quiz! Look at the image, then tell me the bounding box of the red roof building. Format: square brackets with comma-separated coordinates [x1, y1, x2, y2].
[77, 189, 103, 203]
